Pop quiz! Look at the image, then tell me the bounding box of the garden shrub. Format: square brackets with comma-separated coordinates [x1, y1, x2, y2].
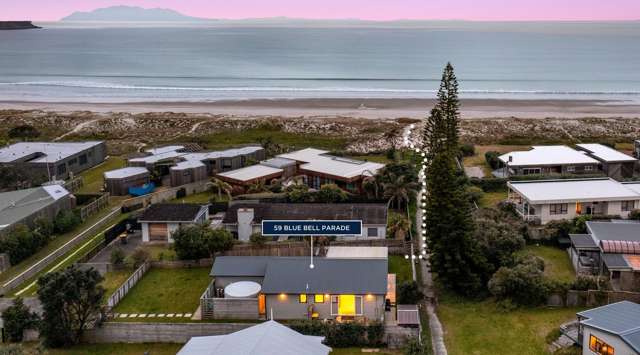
[289, 320, 385, 347]
[570, 275, 609, 291]
[397, 281, 423, 304]
[249, 232, 266, 247]
[459, 143, 475, 157]
[484, 151, 501, 170]
[1, 297, 40, 342]
[129, 248, 150, 268]
[53, 210, 81, 234]
[110, 248, 125, 265]
[488, 254, 550, 306]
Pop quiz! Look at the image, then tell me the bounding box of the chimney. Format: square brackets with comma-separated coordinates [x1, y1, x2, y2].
[237, 208, 254, 242]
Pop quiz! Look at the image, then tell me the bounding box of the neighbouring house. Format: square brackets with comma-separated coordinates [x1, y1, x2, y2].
[575, 301, 640, 355]
[498, 146, 600, 178]
[220, 202, 388, 241]
[276, 148, 385, 193]
[177, 320, 331, 355]
[0, 184, 74, 236]
[216, 164, 284, 188]
[570, 221, 640, 291]
[0, 141, 106, 182]
[507, 178, 640, 224]
[634, 140, 640, 159]
[325, 246, 388, 259]
[170, 160, 208, 187]
[103, 167, 150, 196]
[128, 145, 265, 181]
[575, 144, 637, 180]
[138, 203, 208, 243]
[203, 256, 388, 322]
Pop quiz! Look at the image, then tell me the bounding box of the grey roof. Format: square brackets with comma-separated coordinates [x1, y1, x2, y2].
[602, 253, 631, 270]
[577, 301, 640, 352]
[0, 141, 103, 163]
[262, 257, 387, 294]
[212, 256, 273, 277]
[569, 234, 599, 249]
[223, 203, 388, 225]
[212, 256, 388, 295]
[177, 320, 330, 355]
[104, 167, 149, 179]
[587, 221, 640, 243]
[0, 185, 70, 231]
[260, 157, 297, 169]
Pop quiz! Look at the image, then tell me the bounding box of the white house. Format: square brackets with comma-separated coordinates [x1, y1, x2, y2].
[507, 178, 640, 224]
[138, 203, 209, 243]
[576, 301, 640, 355]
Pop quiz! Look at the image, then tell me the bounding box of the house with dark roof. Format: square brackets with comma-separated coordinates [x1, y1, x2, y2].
[138, 203, 208, 243]
[203, 256, 388, 322]
[570, 221, 640, 291]
[576, 301, 640, 355]
[0, 184, 74, 236]
[220, 202, 388, 241]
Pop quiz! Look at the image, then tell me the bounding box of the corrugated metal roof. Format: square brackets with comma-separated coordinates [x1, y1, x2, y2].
[0, 185, 70, 230]
[277, 148, 384, 179]
[602, 253, 631, 270]
[569, 234, 599, 249]
[508, 178, 640, 204]
[217, 165, 282, 182]
[578, 301, 640, 352]
[177, 320, 331, 355]
[397, 304, 420, 326]
[588, 221, 640, 243]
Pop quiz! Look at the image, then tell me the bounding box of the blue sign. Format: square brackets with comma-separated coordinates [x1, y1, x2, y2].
[261, 220, 362, 236]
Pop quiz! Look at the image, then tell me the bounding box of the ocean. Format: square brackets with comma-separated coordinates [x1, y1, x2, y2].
[1, 22, 639, 103]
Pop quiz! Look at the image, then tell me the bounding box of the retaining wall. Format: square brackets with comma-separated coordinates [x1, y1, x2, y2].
[82, 322, 257, 343]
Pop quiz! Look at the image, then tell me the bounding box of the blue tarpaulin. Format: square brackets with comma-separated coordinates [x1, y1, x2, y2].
[128, 183, 155, 197]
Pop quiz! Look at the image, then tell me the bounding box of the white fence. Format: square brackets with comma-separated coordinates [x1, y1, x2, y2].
[106, 262, 150, 309]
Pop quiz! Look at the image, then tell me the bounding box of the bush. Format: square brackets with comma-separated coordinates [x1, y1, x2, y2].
[249, 232, 266, 247]
[484, 151, 501, 170]
[128, 248, 149, 268]
[285, 184, 313, 202]
[0, 224, 51, 265]
[110, 248, 125, 265]
[466, 185, 484, 204]
[172, 225, 234, 260]
[316, 184, 348, 203]
[289, 320, 384, 348]
[459, 143, 475, 157]
[54, 210, 81, 234]
[1, 298, 39, 342]
[488, 254, 550, 306]
[473, 208, 527, 273]
[570, 275, 609, 291]
[629, 209, 640, 220]
[397, 281, 423, 304]
[469, 177, 507, 192]
[33, 217, 54, 239]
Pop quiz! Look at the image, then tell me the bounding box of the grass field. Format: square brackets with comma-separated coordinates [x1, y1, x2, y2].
[479, 190, 507, 208]
[114, 267, 211, 314]
[77, 156, 126, 194]
[13, 343, 183, 355]
[198, 127, 349, 151]
[388, 255, 413, 284]
[438, 292, 582, 355]
[463, 145, 529, 176]
[331, 348, 401, 354]
[525, 245, 576, 284]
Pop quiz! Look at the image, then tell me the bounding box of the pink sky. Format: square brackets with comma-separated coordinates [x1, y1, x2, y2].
[3, 0, 640, 21]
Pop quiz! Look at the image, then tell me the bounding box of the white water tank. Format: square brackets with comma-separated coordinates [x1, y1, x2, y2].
[224, 281, 261, 298]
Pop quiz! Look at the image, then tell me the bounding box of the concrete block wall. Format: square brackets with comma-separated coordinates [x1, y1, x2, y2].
[82, 322, 257, 343]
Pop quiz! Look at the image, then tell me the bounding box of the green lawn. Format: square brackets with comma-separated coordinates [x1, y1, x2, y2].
[479, 190, 507, 208]
[198, 127, 349, 151]
[78, 156, 126, 194]
[101, 269, 134, 302]
[438, 292, 582, 355]
[114, 267, 211, 314]
[0, 206, 123, 291]
[525, 245, 576, 284]
[170, 191, 215, 204]
[331, 348, 401, 354]
[389, 255, 413, 284]
[45, 343, 182, 355]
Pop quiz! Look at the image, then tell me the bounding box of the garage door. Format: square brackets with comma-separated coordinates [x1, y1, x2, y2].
[148, 223, 168, 242]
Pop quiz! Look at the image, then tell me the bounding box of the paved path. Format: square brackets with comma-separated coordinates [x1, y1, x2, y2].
[416, 177, 448, 355]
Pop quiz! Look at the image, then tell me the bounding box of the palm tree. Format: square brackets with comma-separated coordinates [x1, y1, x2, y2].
[387, 212, 410, 240]
[209, 177, 232, 201]
[382, 173, 418, 210]
[247, 180, 268, 194]
[362, 175, 381, 199]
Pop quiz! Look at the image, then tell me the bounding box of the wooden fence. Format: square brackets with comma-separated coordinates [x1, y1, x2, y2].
[223, 239, 410, 257]
[106, 261, 150, 309]
[80, 193, 110, 220]
[64, 176, 84, 193]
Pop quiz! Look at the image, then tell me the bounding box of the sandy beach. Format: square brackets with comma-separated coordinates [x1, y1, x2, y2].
[1, 98, 639, 119]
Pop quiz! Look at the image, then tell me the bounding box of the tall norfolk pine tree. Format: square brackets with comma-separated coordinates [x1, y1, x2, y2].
[423, 65, 489, 295]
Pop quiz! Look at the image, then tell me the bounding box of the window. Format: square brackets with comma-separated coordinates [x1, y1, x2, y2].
[299, 294, 307, 303]
[522, 168, 541, 175]
[68, 158, 77, 165]
[56, 164, 66, 176]
[622, 200, 635, 212]
[589, 334, 614, 355]
[79, 154, 87, 165]
[549, 204, 568, 215]
[585, 165, 594, 171]
[567, 166, 575, 172]
[367, 227, 378, 238]
[314, 294, 324, 303]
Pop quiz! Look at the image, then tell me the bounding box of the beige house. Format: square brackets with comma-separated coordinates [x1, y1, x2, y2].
[507, 178, 640, 225]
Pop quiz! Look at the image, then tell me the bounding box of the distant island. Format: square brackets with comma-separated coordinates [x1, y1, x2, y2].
[0, 21, 40, 30]
[61, 5, 206, 22]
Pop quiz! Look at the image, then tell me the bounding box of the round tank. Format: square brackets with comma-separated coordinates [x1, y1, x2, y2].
[224, 281, 261, 298]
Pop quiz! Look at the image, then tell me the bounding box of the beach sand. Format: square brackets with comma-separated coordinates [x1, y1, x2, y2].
[1, 98, 639, 119]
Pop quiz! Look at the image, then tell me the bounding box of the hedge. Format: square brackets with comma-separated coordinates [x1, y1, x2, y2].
[288, 320, 385, 347]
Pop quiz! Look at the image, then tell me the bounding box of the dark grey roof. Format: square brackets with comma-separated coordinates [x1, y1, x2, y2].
[223, 203, 387, 225]
[569, 234, 599, 249]
[602, 253, 631, 270]
[578, 301, 640, 352]
[211, 256, 274, 277]
[139, 203, 205, 222]
[212, 256, 388, 295]
[587, 221, 640, 243]
[262, 257, 388, 294]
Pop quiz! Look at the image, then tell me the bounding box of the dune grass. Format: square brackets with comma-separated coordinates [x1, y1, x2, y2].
[198, 127, 349, 151]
